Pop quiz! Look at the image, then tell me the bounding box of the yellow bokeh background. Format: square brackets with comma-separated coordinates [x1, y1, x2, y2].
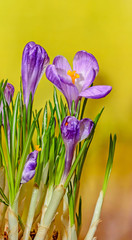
[0, 0, 132, 239]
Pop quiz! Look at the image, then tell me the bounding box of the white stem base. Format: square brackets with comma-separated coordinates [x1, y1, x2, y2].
[34, 184, 65, 240]
[23, 186, 39, 240]
[84, 191, 104, 240]
[8, 206, 18, 240]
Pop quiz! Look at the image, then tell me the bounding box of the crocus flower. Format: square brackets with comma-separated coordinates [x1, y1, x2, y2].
[21, 145, 41, 184]
[0, 83, 14, 114]
[0, 83, 14, 150]
[46, 51, 112, 111]
[21, 41, 50, 108]
[61, 116, 94, 176]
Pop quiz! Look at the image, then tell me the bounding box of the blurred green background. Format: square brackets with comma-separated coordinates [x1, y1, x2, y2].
[0, 0, 132, 239]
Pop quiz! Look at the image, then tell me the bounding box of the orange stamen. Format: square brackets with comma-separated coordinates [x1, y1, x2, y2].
[35, 145, 42, 152]
[65, 122, 68, 126]
[67, 70, 80, 84]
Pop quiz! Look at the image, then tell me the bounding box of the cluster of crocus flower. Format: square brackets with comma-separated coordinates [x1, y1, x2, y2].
[0, 41, 111, 184]
[0, 41, 115, 240]
[19, 41, 112, 182]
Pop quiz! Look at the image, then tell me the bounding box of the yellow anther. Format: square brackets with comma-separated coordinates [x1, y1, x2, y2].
[35, 145, 42, 152]
[67, 70, 80, 84]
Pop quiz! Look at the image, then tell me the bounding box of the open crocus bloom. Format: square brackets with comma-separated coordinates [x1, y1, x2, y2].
[46, 51, 112, 111]
[61, 116, 94, 176]
[22, 41, 50, 108]
[21, 145, 41, 184]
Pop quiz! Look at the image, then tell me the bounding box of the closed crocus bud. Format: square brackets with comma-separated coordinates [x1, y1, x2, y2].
[0, 83, 14, 115]
[0, 83, 14, 149]
[21, 145, 41, 184]
[4, 83, 14, 105]
[21, 41, 50, 108]
[61, 116, 94, 176]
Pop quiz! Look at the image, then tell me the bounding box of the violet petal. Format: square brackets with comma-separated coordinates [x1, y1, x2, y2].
[79, 85, 112, 99]
[79, 118, 94, 141]
[22, 41, 49, 108]
[73, 51, 99, 79]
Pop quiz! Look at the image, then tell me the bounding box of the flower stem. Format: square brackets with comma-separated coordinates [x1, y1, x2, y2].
[34, 185, 65, 240]
[84, 191, 104, 240]
[8, 195, 19, 240]
[0, 178, 8, 238]
[23, 185, 39, 240]
[68, 224, 77, 240]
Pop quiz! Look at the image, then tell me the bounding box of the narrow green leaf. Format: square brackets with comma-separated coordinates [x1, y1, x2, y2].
[27, 93, 32, 133]
[11, 92, 20, 175]
[22, 104, 26, 149]
[55, 144, 65, 185]
[0, 198, 9, 206]
[76, 197, 82, 236]
[80, 98, 87, 120]
[0, 187, 9, 204]
[53, 87, 62, 126]
[71, 100, 75, 116]
[42, 102, 47, 134]
[75, 100, 81, 119]
[102, 134, 117, 195]
[60, 96, 66, 120]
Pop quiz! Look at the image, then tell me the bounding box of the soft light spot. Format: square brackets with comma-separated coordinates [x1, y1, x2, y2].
[35, 145, 42, 152]
[67, 70, 80, 84]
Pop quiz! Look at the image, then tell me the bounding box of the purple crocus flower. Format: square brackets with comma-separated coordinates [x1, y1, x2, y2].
[61, 116, 94, 176]
[0, 83, 14, 149]
[46, 51, 112, 111]
[0, 83, 14, 113]
[21, 145, 41, 184]
[21, 41, 50, 108]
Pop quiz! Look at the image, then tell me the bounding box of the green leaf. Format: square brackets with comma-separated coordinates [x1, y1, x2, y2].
[76, 197, 82, 236]
[18, 215, 25, 232]
[80, 98, 88, 120]
[67, 182, 75, 226]
[53, 87, 62, 126]
[22, 104, 26, 149]
[75, 100, 81, 119]
[102, 134, 117, 196]
[0, 198, 9, 206]
[42, 102, 47, 134]
[27, 93, 32, 133]
[0, 187, 9, 204]
[55, 144, 65, 185]
[60, 96, 66, 120]
[11, 92, 20, 175]
[71, 100, 75, 116]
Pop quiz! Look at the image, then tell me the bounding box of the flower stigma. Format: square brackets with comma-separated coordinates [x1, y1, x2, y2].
[67, 70, 80, 84]
[35, 145, 42, 152]
[65, 121, 68, 126]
